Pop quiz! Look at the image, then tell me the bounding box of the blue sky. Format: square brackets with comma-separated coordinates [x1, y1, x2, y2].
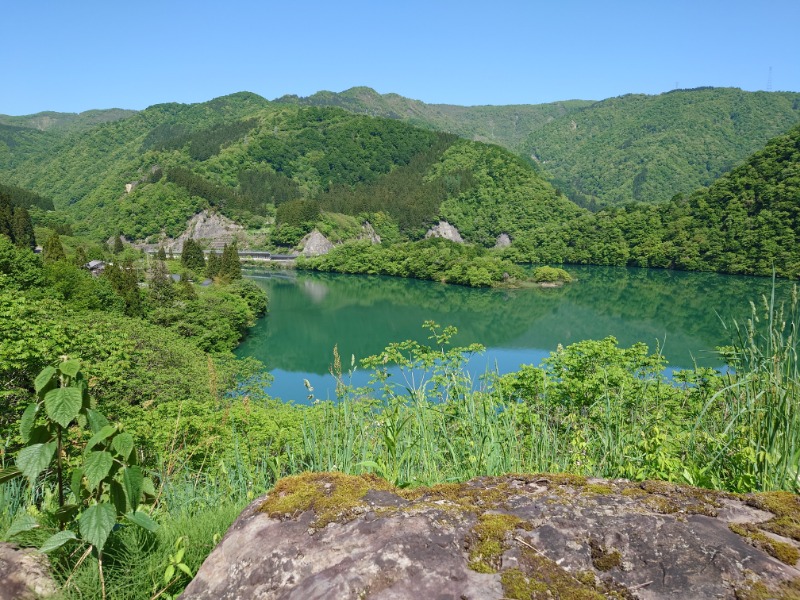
[2, 0, 798, 115]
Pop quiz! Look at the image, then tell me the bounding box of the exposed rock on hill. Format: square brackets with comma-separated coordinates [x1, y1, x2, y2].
[494, 233, 511, 248]
[301, 229, 335, 256]
[359, 221, 381, 244]
[143, 210, 244, 253]
[181, 473, 800, 600]
[425, 220, 464, 243]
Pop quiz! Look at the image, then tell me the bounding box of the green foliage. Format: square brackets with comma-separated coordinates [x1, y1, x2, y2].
[531, 266, 572, 283]
[0, 235, 43, 289]
[525, 88, 800, 207]
[509, 122, 800, 278]
[276, 86, 592, 153]
[42, 230, 66, 263]
[300, 238, 525, 287]
[180, 238, 205, 273]
[5, 359, 157, 561]
[219, 242, 242, 281]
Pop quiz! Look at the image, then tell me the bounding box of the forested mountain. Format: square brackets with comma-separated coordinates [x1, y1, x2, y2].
[524, 88, 800, 207]
[0, 108, 137, 133]
[2, 88, 799, 278]
[0, 93, 577, 245]
[509, 122, 800, 277]
[274, 86, 592, 152]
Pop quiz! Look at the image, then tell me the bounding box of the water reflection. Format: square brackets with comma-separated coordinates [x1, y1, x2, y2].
[235, 267, 794, 402]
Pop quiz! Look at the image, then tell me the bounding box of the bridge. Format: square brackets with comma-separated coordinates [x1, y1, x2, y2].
[144, 248, 298, 262]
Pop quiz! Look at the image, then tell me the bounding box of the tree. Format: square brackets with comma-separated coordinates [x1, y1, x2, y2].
[42, 231, 66, 263]
[157, 247, 167, 261]
[11, 207, 35, 249]
[104, 259, 143, 317]
[113, 235, 124, 254]
[180, 239, 205, 273]
[73, 246, 88, 267]
[219, 242, 241, 281]
[148, 259, 174, 307]
[206, 250, 221, 279]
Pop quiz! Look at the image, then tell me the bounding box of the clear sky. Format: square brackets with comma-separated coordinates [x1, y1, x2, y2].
[2, 0, 798, 115]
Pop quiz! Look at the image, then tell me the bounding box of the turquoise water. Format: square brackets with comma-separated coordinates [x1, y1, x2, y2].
[235, 266, 794, 403]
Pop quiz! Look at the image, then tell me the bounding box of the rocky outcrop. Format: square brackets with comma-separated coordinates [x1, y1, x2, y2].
[181, 472, 800, 599]
[494, 233, 511, 248]
[425, 220, 464, 243]
[359, 221, 381, 244]
[148, 210, 243, 253]
[0, 543, 58, 600]
[301, 229, 335, 257]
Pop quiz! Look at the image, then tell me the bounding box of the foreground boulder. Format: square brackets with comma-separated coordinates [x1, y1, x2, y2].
[181, 472, 800, 599]
[0, 543, 58, 600]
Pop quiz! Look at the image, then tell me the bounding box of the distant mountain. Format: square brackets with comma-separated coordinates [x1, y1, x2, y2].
[0, 108, 137, 133]
[523, 87, 800, 207]
[274, 86, 593, 153]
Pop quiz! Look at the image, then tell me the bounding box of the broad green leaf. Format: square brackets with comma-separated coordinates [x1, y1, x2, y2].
[20, 403, 38, 442]
[86, 425, 117, 452]
[111, 432, 134, 460]
[34, 366, 56, 393]
[40, 530, 77, 553]
[86, 409, 110, 434]
[84, 451, 113, 492]
[79, 504, 116, 552]
[178, 563, 193, 577]
[70, 468, 84, 498]
[44, 387, 82, 428]
[164, 564, 175, 584]
[27, 425, 52, 444]
[0, 466, 21, 484]
[6, 513, 39, 538]
[125, 510, 159, 533]
[17, 442, 56, 484]
[122, 466, 144, 508]
[53, 504, 80, 524]
[142, 476, 156, 498]
[59, 359, 81, 379]
[110, 480, 128, 514]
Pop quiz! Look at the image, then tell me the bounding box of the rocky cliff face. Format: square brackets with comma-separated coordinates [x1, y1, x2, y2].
[180, 472, 800, 599]
[301, 229, 335, 256]
[425, 221, 464, 244]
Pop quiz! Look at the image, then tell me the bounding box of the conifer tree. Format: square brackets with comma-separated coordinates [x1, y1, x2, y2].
[74, 245, 88, 267]
[157, 247, 167, 261]
[12, 207, 36, 249]
[206, 249, 221, 279]
[148, 259, 174, 306]
[220, 242, 242, 281]
[0, 199, 13, 241]
[181, 238, 205, 272]
[113, 235, 124, 254]
[43, 231, 66, 263]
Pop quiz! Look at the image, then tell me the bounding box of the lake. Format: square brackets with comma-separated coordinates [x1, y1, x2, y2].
[234, 266, 795, 403]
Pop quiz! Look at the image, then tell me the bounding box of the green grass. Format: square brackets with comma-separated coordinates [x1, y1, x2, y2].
[2, 291, 800, 598]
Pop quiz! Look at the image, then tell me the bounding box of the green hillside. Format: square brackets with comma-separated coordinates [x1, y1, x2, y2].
[275, 86, 592, 152]
[0, 93, 577, 246]
[524, 87, 800, 207]
[510, 122, 800, 277]
[0, 108, 137, 133]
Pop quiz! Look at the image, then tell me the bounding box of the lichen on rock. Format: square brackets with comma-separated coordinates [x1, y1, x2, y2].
[181, 473, 800, 599]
